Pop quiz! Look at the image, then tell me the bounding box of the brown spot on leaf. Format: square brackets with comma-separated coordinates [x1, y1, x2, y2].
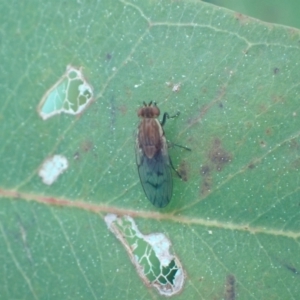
[177, 160, 189, 182]
[224, 274, 236, 300]
[119, 104, 128, 115]
[271, 95, 285, 104]
[209, 138, 232, 171]
[201, 87, 207, 94]
[200, 165, 210, 176]
[202, 177, 212, 196]
[106, 53, 112, 60]
[234, 12, 249, 25]
[200, 165, 212, 195]
[259, 140, 266, 148]
[284, 263, 299, 275]
[289, 138, 300, 150]
[81, 140, 93, 152]
[248, 162, 255, 170]
[245, 121, 253, 129]
[273, 67, 280, 74]
[258, 104, 268, 114]
[265, 127, 273, 136]
[275, 257, 300, 277]
[291, 158, 300, 170]
[73, 152, 80, 160]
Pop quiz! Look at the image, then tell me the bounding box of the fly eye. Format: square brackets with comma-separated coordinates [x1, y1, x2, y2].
[137, 108, 144, 117]
[152, 106, 160, 117]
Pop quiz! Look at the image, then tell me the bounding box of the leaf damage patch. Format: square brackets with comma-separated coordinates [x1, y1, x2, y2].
[104, 214, 185, 297]
[224, 274, 236, 300]
[38, 155, 68, 185]
[199, 139, 232, 195]
[37, 65, 93, 120]
[165, 81, 181, 92]
[200, 165, 212, 196]
[177, 160, 190, 182]
[209, 138, 232, 171]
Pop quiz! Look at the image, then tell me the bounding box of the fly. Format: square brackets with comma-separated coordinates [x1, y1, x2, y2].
[135, 101, 187, 208]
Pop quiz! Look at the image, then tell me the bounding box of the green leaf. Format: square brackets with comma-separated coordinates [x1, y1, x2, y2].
[204, 0, 300, 29]
[1, 0, 300, 299]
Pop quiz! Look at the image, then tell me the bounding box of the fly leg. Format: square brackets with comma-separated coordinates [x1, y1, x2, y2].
[167, 143, 191, 179]
[161, 110, 191, 178]
[161, 110, 191, 150]
[168, 156, 183, 179]
[161, 111, 180, 126]
[168, 142, 191, 151]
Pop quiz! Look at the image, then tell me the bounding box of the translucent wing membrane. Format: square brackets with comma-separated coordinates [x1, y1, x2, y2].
[136, 148, 172, 208]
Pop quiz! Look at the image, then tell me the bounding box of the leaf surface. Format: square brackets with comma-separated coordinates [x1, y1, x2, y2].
[1, 1, 300, 299]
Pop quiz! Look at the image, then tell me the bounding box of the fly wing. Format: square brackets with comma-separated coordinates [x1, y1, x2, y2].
[136, 146, 173, 208]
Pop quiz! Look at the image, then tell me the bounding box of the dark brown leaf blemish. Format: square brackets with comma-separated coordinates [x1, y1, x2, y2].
[288, 138, 300, 150]
[271, 94, 285, 104]
[275, 257, 300, 277]
[177, 160, 189, 182]
[119, 104, 128, 115]
[265, 127, 273, 136]
[273, 67, 280, 74]
[291, 158, 300, 170]
[284, 263, 299, 275]
[234, 12, 249, 25]
[258, 104, 268, 114]
[201, 177, 212, 196]
[247, 162, 255, 170]
[199, 139, 231, 195]
[245, 121, 253, 129]
[259, 140, 267, 148]
[73, 140, 94, 162]
[224, 274, 236, 300]
[106, 53, 112, 60]
[73, 152, 80, 160]
[200, 165, 212, 195]
[81, 140, 93, 152]
[200, 165, 210, 176]
[209, 138, 232, 171]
